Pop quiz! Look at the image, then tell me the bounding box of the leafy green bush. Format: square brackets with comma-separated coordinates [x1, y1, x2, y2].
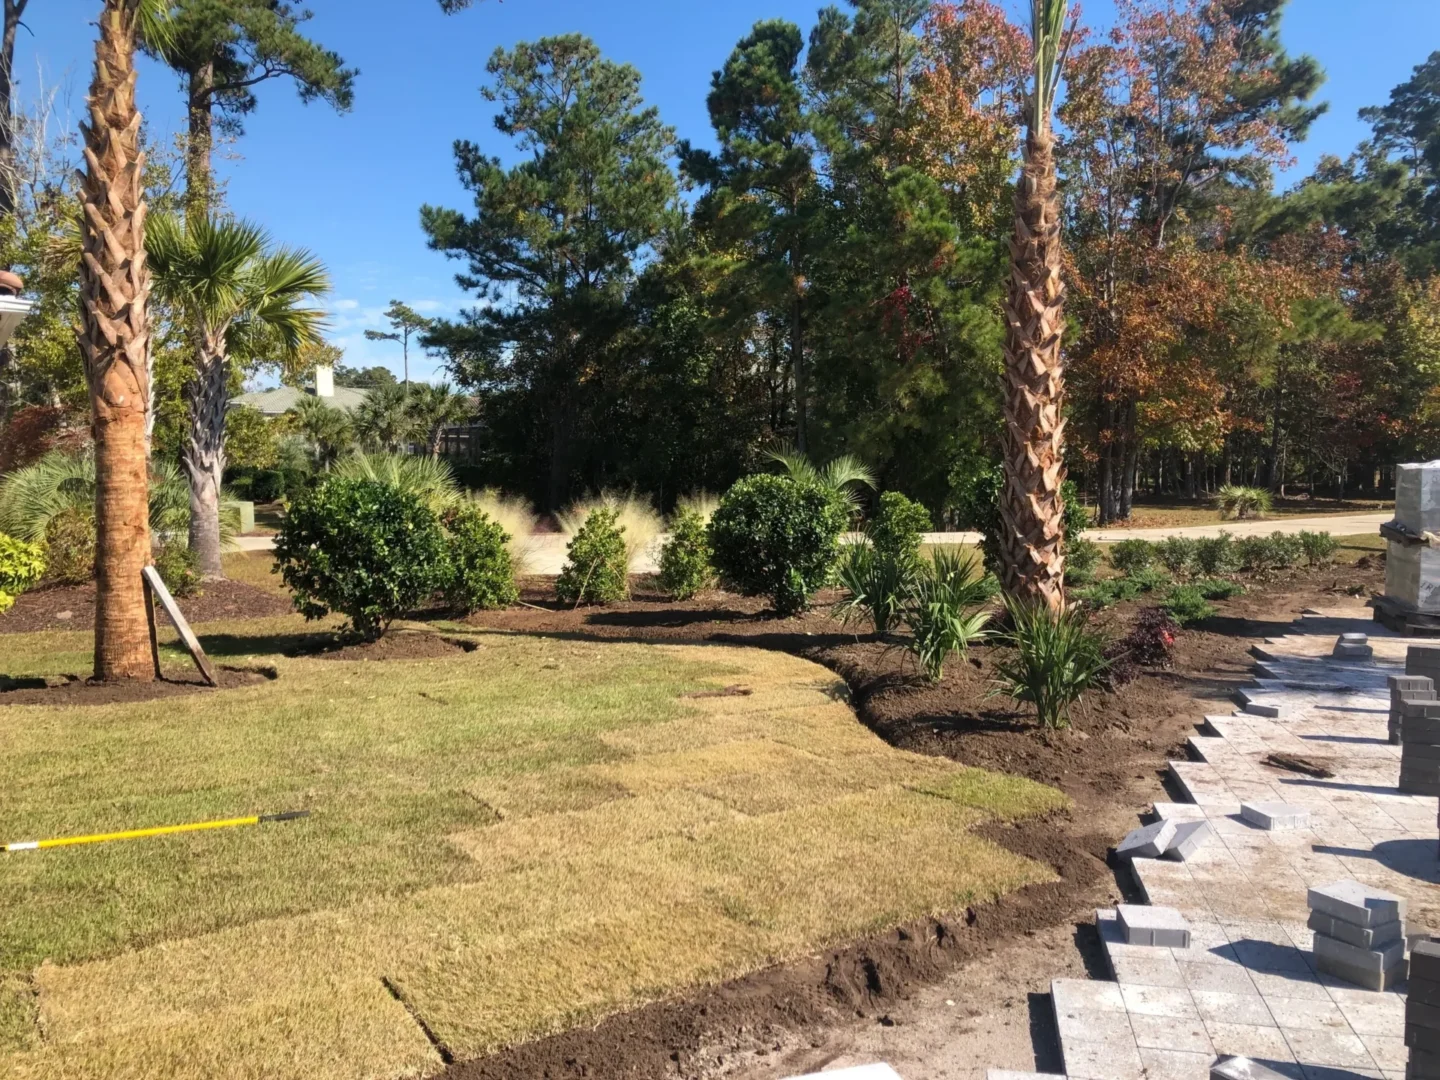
[1193, 533, 1235, 575]
[1163, 585, 1217, 627]
[1154, 536, 1198, 577]
[0, 533, 45, 613]
[1065, 537, 1102, 585]
[1128, 565, 1173, 594]
[1215, 484, 1273, 520]
[1298, 530, 1339, 567]
[906, 549, 993, 682]
[555, 505, 629, 605]
[992, 599, 1109, 729]
[834, 542, 915, 637]
[153, 541, 201, 598]
[1235, 531, 1304, 571]
[1062, 480, 1091, 539]
[708, 474, 848, 616]
[443, 506, 517, 613]
[1193, 577, 1245, 600]
[658, 505, 713, 601]
[1109, 538, 1154, 574]
[869, 491, 931, 565]
[275, 477, 449, 640]
[1074, 576, 1142, 608]
[949, 460, 1003, 571]
[41, 506, 96, 585]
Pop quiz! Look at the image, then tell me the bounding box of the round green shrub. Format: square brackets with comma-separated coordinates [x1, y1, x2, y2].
[0, 532, 45, 613]
[1298, 530, 1339, 567]
[658, 505, 713, 601]
[1193, 534, 1235, 575]
[556, 506, 629, 605]
[1109, 538, 1154, 575]
[153, 541, 201, 598]
[869, 491, 931, 565]
[1154, 536, 1198, 577]
[274, 477, 449, 640]
[708, 474, 848, 616]
[443, 506, 518, 613]
[41, 506, 96, 585]
[1065, 537, 1102, 585]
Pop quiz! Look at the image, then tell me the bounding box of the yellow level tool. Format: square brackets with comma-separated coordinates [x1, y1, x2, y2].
[3, 810, 310, 852]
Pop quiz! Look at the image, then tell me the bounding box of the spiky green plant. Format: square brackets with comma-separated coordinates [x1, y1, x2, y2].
[331, 452, 462, 515]
[992, 597, 1107, 730]
[905, 548, 994, 682]
[833, 542, 916, 638]
[1215, 485, 1273, 521]
[764, 445, 876, 511]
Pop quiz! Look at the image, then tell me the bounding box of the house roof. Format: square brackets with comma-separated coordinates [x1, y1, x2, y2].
[230, 385, 370, 416]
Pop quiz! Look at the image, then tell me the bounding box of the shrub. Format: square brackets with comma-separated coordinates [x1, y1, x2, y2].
[833, 542, 915, 637]
[443, 506, 518, 613]
[708, 474, 848, 616]
[152, 541, 201, 598]
[559, 492, 661, 575]
[992, 599, 1109, 729]
[1215, 484, 1272, 520]
[1065, 537, 1102, 585]
[469, 488, 539, 574]
[1193, 577, 1245, 600]
[1298, 530, 1339, 567]
[332, 452, 462, 516]
[1193, 533, 1235, 575]
[1163, 585, 1217, 627]
[0, 533, 46, 613]
[1109, 538, 1154, 574]
[1062, 480, 1091, 539]
[41, 506, 96, 585]
[869, 490, 931, 565]
[905, 548, 993, 682]
[1154, 536, 1198, 577]
[1106, 607, 1179, 686]
[275, 477, 449, 640]
[1235, 531, 1303, 572]
[948, 460, 1003, 571]
[658, 505, 713, 601]
[555, 505, 630, 605]
[1074, 577, 1142, 608]
[1128, 566, 1173, 594]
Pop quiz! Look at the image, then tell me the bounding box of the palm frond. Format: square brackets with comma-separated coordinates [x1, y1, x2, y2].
[820, 454, 877, 494]
[330, 452, 462, 515]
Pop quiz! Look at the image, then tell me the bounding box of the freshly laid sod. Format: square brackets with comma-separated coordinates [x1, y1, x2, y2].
[0, 617, 1065, 1079]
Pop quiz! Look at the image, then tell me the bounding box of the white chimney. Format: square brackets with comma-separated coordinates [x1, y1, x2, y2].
[314, 364, 335, 399]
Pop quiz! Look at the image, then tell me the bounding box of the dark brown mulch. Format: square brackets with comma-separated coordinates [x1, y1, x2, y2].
[302, 631, 480, 662]
[0, 579, 293, 635]
[0, 664, 276, 707]
[435, 563, 1385, 1079]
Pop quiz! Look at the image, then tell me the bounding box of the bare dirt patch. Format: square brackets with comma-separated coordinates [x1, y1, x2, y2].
[0, 579, 293, 635]
[0, 664, 275, 707]
[438, 563, 1383, 1080]
[303, 631, 480, 662]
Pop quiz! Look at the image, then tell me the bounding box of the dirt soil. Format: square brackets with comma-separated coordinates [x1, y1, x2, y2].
[0, 664, 276, 707]
[303, 631, 480, 662]
[439, 562, 1385, 1080]
[0, 579, 293, 635]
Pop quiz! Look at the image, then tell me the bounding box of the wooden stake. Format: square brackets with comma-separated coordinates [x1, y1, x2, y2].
[141, 566, 218, 687]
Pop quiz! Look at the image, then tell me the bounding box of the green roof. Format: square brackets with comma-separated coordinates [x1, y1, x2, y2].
[229, 385, 370, 416]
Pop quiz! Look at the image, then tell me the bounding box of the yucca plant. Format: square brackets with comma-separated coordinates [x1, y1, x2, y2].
[992, 597, 1108, 730]
[833, 542, 916, 638]
[905, 548, 994, 682]
[1215, 484, 1273, 521]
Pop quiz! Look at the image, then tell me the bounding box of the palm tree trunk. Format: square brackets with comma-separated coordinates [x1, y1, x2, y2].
[78, 0, 153, 681]
[1000, 128, 1067, 610]
[183, 337, 228, 578]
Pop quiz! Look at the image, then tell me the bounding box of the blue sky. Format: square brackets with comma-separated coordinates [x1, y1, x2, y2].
[34, 1, 1440, 382]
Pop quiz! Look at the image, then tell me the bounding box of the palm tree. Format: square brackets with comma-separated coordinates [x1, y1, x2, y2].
[764, 445, 876, 511]
[353, 382, 412, 452]
[999, 0, 1072, 611]
[407, 382, 472, 458]
[287, 395, 353, 471]
[78, 0, 169, 680]
[146, 212, 328, 578]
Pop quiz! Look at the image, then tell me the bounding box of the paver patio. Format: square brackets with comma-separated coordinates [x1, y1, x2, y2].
[1047, 604, 1439, 1080]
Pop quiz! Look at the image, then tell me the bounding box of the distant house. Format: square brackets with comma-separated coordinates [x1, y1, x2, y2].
[230, 365, 369, 416]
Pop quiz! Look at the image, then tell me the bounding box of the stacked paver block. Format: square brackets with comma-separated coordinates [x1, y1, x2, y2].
[1307, 879, 1408, 990]
[1409, 940, 1440, 1080]
[1388, 461, 1440, 614]
[1334, 632, 1374, 660]
[1392, 673, 1437, 745]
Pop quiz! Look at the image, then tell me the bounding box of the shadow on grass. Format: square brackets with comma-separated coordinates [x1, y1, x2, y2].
[196, 629, 345, 659]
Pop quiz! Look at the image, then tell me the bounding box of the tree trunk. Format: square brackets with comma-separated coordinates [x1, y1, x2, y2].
[79, 0, 153, 681]
[547, 395, 572, 511]
[182, 337, 228, 579]
[999, 129, 1067, 610]
[0, 1, 27, 221]
[185, 60, 214, 218]
[790, 274, 807, 455]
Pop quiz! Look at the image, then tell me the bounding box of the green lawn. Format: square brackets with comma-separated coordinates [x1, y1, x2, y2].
[0, 615, 1064, 1080]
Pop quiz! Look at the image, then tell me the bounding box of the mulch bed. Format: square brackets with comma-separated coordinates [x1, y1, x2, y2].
[301, 631, 480, 662]
[0, 579, 293, 635]
[0, 664, 276, 707]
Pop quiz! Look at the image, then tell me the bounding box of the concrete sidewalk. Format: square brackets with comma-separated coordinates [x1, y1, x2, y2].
[232, 512, 1391, 575]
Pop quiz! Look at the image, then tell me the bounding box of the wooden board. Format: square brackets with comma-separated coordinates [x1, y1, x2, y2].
[141, 566, 218, 686]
